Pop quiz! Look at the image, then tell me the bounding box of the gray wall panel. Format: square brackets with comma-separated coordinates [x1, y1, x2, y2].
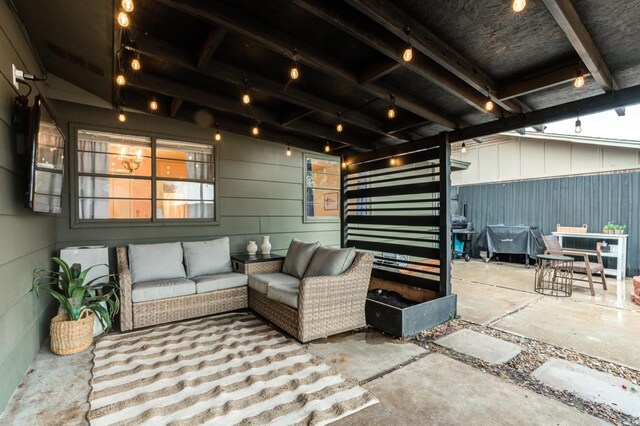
[457, 171, 640, 276]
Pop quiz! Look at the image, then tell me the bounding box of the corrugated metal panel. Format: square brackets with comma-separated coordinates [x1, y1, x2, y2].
[457, 171, 640, 276]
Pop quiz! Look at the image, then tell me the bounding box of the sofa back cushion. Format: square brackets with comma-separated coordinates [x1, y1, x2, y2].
[304, 246, 356, 278]
[182, 237, 233, 278]
[282, 239, 320, 278]
[128, 242, 186, 283]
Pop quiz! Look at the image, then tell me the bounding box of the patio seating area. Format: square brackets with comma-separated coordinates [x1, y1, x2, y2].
[1, 0, 640, 424]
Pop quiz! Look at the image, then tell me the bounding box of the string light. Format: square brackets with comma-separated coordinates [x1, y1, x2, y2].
[286, 146, 292, 157]
[403, 29, 413, 62]
[324, 141, 331, 153]
[574, 74, 585, 88]
[117, 11, 129, 28]
[341, 159, 347, 169]
[121, 0, 134, 12]
[387, 94, 396, 119]
[131, 57, 141, 71]
[242, 93, 251, 104]
[336, 112, 343, 132]
[116, 74, 126, 86]
[118, 110, 126, 122]
[461, 142, 467, 153]
[214, 123, 222, 141]
[149, 97, 158, 111]
[390, 157, 397, 166]
[484, 97, 494, 112]
[290, 63, 299, 80]
[252, 122, 260, 136]
[574, 113, 582, 134]
[512, 0, 526, 12]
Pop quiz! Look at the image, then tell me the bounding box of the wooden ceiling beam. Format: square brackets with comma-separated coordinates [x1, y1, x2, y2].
[358, 58, 401, 84]
[127, 72, 374, 150]
[346, 83, 640, 165]
[155, 0, 459, 129]
[342, 0, 545, 124]
[385, 117, 430, 134]
[498, 62, 588, 100]
[542, 0, 624, 116]
[295, 0, 504, 117]
[280, 107, 315, 126]
[169, 98, 183, 117]
[197, 27, 227, 69]
[122, 92, 330, 153]
[128, 36, 398, 141]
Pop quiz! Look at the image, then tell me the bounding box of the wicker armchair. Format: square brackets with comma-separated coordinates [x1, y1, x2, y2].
[542, 235, 607, 296]
[248, 252, 374, 343]
[117, 246, 248, 331]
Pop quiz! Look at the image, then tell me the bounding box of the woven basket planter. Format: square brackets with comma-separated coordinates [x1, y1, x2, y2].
[50, 311, 94, 355]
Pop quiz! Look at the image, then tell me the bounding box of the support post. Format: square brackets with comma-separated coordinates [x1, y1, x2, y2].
[438, 132, 452, 297]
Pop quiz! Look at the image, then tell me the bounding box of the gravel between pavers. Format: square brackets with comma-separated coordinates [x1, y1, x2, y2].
[412, 320, 640, 426]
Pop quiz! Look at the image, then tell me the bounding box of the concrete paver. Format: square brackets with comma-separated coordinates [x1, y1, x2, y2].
[533, 358, 640, 417]
[435, 328, 522, 364]
[335, 353, 608, 426]
[307, 329, 427, 382]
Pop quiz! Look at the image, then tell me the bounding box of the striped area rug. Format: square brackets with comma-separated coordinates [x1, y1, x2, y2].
[88, 312, 378, 425]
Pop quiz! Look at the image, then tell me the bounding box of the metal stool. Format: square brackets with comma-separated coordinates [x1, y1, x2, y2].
[535, 254, 574, 297]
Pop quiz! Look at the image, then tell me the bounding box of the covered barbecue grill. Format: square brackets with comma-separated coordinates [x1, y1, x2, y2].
[476, 224, 544, 267]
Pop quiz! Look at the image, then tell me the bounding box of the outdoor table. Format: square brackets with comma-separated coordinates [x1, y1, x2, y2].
[534, 254, 574, 297]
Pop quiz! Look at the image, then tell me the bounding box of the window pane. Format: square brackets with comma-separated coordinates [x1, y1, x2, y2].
[307, 158, 340, 175]
[305, 171, 340, 189]
[78, 129, 151, 177]
[156, 158, 214, 180]
[156, 181, 214, 201]
[78, 176, 151, 199]
[33, 194, 62, 214]
[156, 200, 214, 219]
[306, 188, 340, 218]
[79, 198, 152, 219]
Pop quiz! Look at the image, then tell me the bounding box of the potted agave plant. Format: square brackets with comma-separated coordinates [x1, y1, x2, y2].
[33, 257, 120, 356]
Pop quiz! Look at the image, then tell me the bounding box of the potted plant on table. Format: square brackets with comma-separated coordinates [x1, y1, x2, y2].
[603, 222, 616, 234]
[33, 257, 120, 355]
[614, 224, 626, 235]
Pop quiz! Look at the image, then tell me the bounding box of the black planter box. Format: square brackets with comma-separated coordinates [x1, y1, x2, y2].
[365, 293, 457, 338]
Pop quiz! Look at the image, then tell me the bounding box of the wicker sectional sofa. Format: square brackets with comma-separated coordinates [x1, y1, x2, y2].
[117, 237, 374, 343]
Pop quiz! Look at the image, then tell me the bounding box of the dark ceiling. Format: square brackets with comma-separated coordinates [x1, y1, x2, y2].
[12, 0, 640, 154]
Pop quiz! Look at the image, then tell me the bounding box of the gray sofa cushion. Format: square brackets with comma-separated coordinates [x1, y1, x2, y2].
[248, 273, 300, 295]
[282, 239, 320, 278]
[194, 273, 247, 294]
[131, 278, 195, 303]
[183, 237, 232, 278]
[266, 281, 300, 309]
[304, 246, 356, 278]
[129, 242, 186, 283]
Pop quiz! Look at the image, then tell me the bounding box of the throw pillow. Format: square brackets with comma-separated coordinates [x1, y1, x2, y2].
[128, 242, 186, 283]
[182, 237, 233, 278]
[304, 246, 356, 277]
[282, 239, 320, 278]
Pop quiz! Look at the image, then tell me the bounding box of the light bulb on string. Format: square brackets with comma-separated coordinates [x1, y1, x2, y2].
[402, 29, 413, 62]
[290, 64, 299, 80]
[117, 11, 129, 27]
[121, 0, 134, 12]
[116, 74, 126, 86]
[336, 113, 344, 133]
[574, 74, 585, 88]
[118, 110, 126, 122]
[131, 57, 141, 71]
[387, 94, 396, 119]
[484, 98, 494, 112]
[324, 141, 331, 153]
[575, 118, 582, 134]
[512, 0, 526, 12]
[286, 146, 292, 157]
[461, 142, 467, 154]
[149, 97, 158, 111]
[390, 157, 397, 166]
[252, 122, 259, 136]
[242, 93, 251, 105]
[214, 124, 222, 141]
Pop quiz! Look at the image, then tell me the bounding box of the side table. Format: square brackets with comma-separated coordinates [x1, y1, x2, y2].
[231, 253, 285, 275]
[535, 254, 574, 297]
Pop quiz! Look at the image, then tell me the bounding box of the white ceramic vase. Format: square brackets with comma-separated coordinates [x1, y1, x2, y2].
[246, 241, 258, 256]
[260, 236, 271, 255]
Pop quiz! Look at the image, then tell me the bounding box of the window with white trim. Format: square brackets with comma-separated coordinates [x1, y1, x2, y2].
[76, 129, 215, 222]
[304, 154, 340, 221]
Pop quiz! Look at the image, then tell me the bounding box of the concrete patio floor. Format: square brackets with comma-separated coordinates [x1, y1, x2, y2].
[1, 259, 638, 425]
